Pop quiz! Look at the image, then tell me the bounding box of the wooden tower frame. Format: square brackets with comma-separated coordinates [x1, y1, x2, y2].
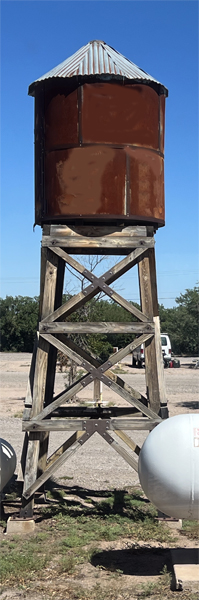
[21, 223, 168, 517]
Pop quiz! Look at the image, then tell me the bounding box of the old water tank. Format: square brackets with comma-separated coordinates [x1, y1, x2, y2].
[29, 41, 168, 227]
[138, 414, 199, 520]
[0, 438, 17, 492]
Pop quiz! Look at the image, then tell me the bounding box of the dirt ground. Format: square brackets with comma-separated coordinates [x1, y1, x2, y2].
[0, 352, 199, 599]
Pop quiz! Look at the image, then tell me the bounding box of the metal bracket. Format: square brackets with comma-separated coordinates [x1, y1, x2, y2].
[77, 419, 113, 446]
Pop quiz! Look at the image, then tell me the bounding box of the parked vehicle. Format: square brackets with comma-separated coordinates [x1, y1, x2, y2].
[132, 344, 145, 368]
[132, 333, 172, 368]
[161, 333, 172, 366]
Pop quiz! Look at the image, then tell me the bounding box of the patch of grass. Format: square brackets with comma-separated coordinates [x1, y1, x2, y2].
[4, 490, 19, 501]
[66, 582, 129, 600]
[46, 488, 65, 501]
[57, 554, 76, 574]
[0, 518, 7, 528]
[137, 565, 171, 598]
[0, 537, 49, 584]
[41, 488, 173, 545]
[181, 519, 199, 540]
[14, 411, 23, 418]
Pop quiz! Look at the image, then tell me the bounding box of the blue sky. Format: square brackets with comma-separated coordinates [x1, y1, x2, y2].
[1, 1, 198, 307]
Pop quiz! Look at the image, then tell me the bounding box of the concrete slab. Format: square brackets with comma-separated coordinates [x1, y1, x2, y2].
[6, 516, 35, 535]
[158, 510, 182, 530]
[171, 548, 199, 592]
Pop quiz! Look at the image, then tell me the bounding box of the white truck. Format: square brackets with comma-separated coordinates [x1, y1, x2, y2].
[132, 333, 172, 368]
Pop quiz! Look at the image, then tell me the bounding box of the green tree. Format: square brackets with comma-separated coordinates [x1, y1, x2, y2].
[0, 296, 39, 352]
[159, 285, 199, 355]
[174, 286, 199, 355]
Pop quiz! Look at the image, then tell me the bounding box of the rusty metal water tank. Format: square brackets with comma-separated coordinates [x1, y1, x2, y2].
[29, 41, 168, 227]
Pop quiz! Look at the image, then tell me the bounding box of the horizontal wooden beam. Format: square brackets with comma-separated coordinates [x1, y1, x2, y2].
[40, 322, 155, 334]
[22, 417, 161, 432]
[23, 419, 84, 432]
[42, 235, 153, 251]
[110, 418, 161, 430]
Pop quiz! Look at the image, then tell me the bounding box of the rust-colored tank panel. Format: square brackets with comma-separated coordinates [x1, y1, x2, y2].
[81, 83, 159, 150]
[127, 147, 164, 222]
[45, 89, 79, 149]
[45, 146, 126, 216]
[159, 95, 165, 155]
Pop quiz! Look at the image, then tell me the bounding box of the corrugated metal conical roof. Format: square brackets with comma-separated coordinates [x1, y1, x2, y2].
[29, 40, 168, 96]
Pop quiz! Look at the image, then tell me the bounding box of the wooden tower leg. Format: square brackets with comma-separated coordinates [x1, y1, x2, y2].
[138, 239, 168, 418]
[20, 237, 65, 517]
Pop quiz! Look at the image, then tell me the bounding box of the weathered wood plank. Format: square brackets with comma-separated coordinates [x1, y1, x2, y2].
[21, 248, 65, 515]
[23, 417, 161, 432]
[25, 333, 39, 407]
[94, 379, 100, 402]
[114, 430, 140, 455]
[138, 246, 167, 414]
[40, 322, 155, 334]
[23, 420, 84, 432]
[43, 236, 154, 250]
[154, 315, 167, 406]
[110, 418, 161, 430]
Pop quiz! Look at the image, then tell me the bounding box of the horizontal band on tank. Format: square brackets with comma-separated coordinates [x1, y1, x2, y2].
[29, 74, 168, 98]
[40, 215, 165, 227]
[45, 143, 164, 159]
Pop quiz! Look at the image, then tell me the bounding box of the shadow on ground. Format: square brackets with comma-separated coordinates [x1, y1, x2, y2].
[1, 479, 152, 524]
[91, 545, 172, 576]
[177, 401, 199, 410]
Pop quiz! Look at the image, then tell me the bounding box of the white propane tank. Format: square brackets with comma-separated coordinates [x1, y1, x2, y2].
[138, 414, 199, 520]
[0, 438, 17, 492]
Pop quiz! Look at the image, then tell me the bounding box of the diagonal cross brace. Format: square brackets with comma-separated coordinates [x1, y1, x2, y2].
[32, 332, 158, 421]
[42, 246, 152, 324]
